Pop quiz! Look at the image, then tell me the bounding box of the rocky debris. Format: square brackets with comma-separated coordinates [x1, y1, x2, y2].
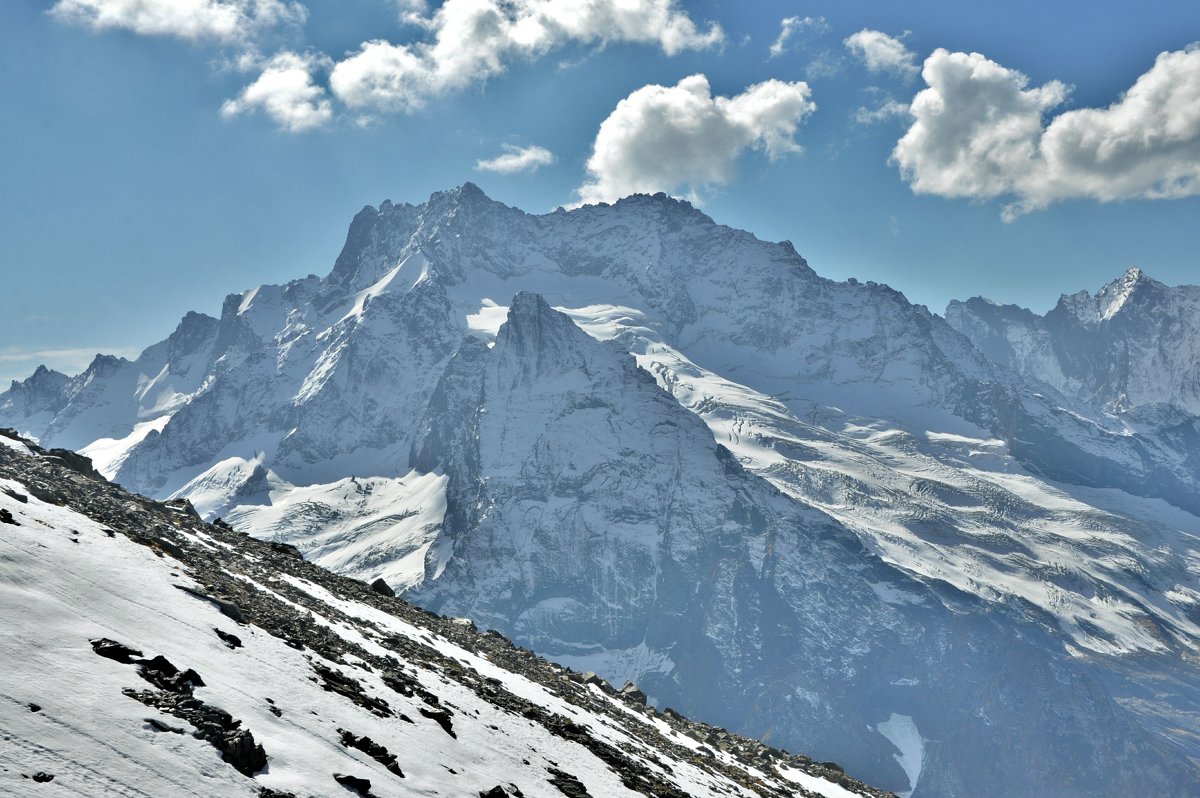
[419, 706, 456, 738]
[88, 634, 268, 779]
[214, 628, 243, 649]
[380, 668, 415, 697]
[146, 717, 185, 734]
[369, 578, 394, 597]
[480, 785, 524, 798]
[333, 772, 374, 796]
[619, 681, 647, 705]
[90, 637, 143, 664]
[28, 703, 41, 712]
[126, 688, 268, 777]
[0, 507, 17, 524]
[174, 584, 246, 624]
[547, 767, 590, 798]
[338, 729, 404, 777]
[572, 671, 613, 692]
[258, 789, 298, 798]
[161, 498, 200, 518]
[312, 662, 393, 718]
[0, 437, 896, 798]
[1, 486, 27, 503]
[266, 540, 304, 559]
[40, 448, 104, 480]
[138, 654, 206, 694]
[30, 772, 55, 783]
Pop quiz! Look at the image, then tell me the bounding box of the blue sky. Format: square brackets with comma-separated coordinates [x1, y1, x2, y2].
[2, 0, 1199, 383]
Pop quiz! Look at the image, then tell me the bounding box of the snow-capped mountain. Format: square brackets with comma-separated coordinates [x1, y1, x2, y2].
[2, 432, 894, 798]
[947, 268, 1200, 417]
[2, 185, 1198, 797]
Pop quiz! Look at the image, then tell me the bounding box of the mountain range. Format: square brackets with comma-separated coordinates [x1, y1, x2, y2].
[3, 184, 1198, 797]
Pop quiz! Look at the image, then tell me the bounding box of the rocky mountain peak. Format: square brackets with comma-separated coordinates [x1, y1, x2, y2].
[9, 364, 68, 394]
[1094, 265, 1161, 321]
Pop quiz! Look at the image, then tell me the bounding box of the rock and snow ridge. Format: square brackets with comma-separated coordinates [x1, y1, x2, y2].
[947, 267, 1200, 418]
[0, 433, 889, 798]
[1, 184, 1199, 797]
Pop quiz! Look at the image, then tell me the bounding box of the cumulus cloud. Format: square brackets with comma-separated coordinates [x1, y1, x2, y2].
[475, 144, 555, 173]
[844, 29, 917, 78]
[577, 74, 815, 205]
[768, 15, 828, 58]
[893, 44, 1200, 218]
[220, 51, 332, 131]
[50, 0, 305, 44]
[329, 0, 723, 113]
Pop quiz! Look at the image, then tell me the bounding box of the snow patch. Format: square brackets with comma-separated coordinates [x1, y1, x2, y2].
[877, 713, 925, 798]
[80, 415, 172, 480]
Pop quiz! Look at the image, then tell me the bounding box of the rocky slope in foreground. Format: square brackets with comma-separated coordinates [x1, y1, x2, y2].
[0, 430, 888, 798]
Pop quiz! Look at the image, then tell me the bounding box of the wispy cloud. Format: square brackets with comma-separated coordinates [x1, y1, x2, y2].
[855, 98, 910, 125]
[768, 15, 828, 59]
[476, 144, 556, 174]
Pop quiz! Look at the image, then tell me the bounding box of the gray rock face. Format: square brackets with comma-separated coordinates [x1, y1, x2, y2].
[951, 268, 1200, 416]
[946, 268, 1200, 512]
[2, 186, 1199, 797]
[1, 365, 70, 437]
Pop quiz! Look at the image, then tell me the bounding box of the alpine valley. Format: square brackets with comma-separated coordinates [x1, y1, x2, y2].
[4, 185, 1199, 798]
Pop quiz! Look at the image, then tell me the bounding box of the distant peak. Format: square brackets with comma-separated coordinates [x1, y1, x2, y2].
[509, 290, 550, 314]
[11, 364, 68, 392]
[85, 353, 129, 374]
[1097, 266, 1158, 321]
[428, 181, 493, 207]
[499, 291, 590, 364]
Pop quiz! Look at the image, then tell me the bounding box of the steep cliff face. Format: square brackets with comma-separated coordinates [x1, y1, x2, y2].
[2, 186, 1199, 797]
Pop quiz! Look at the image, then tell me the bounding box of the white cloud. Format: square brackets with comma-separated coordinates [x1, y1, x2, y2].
[475, 144, 555, 173]
[329, 0, 723, 113]
[855, 98, 910, 125]
[844, 29, 917, 78]
[220, 51, 332, 131]
[577, 74, 815, 205]
[893, 44, 1200, 218]
[768, 15, 828, 59]
[50, 0, 306, 44]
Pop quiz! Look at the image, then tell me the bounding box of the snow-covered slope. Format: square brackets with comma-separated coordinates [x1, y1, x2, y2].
[0, 434, 891, 798]
[2, 185, 1199, 797]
